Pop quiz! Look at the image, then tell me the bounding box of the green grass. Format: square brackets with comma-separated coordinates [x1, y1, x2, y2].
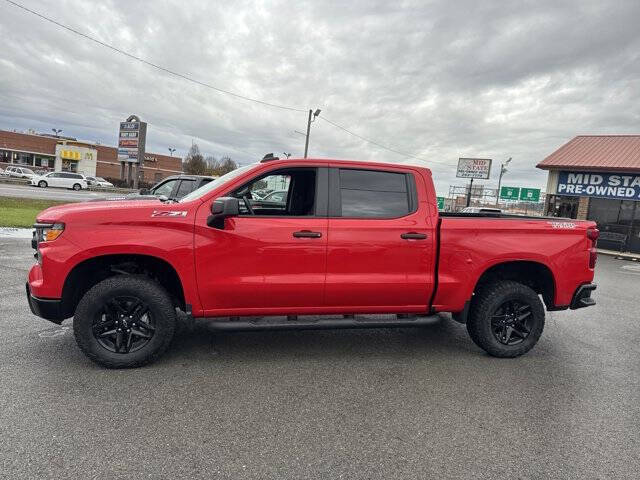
[0, 197, 69, 228]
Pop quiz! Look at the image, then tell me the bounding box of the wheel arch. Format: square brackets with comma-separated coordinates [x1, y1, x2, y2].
[60, 253, 186, 319]
[474, 260, 556, 309]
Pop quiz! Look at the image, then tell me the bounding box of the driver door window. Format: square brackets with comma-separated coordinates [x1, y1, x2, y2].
[231, 168, 317, 216]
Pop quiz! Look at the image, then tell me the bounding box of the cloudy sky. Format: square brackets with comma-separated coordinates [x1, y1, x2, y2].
[1, 0, 639, 195]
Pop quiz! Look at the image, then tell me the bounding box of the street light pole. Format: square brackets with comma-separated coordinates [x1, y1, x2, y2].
[303, 108, 321, 158]
[496, 157, 512, 206]
[52, 128, 62, 138]
[168, 147, 176, 157]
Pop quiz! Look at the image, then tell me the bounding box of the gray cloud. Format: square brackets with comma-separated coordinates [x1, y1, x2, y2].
[1, 0, 639, 195]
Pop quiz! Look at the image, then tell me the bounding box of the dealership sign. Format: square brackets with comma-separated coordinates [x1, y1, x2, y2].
[456, 158, 492, 179]
[557, 171, 640, 200]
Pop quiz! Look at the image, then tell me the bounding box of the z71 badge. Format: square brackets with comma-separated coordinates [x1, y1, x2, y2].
[151, 210, 188, 218]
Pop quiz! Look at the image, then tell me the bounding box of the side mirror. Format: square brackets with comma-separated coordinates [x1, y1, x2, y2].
[207, 197, 239, 228]
[139, 188, 150, 195]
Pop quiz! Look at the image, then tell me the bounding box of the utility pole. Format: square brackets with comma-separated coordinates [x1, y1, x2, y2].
[465, 178, 474, 207]
[496, 157, 512, 206]
[303, 108, 321, 158]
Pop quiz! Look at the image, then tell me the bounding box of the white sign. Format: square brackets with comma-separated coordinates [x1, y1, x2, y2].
[456, 158, 492, 179]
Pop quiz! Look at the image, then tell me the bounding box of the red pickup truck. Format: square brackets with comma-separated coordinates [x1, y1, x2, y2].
[27, 157, 598, 368]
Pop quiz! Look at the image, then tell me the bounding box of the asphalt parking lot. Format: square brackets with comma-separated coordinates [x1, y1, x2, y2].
[1, 237, 638, 479]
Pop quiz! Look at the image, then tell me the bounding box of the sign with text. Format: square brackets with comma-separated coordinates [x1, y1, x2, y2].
[456, 158, 492, 179]
[436, 196, 445, 210]
[117, 115, 147, 163]
[500, 186, 520, 200]
[119, 139, 138, 148]
[557, 171, 640, 200]
[519, 187, 541, 202]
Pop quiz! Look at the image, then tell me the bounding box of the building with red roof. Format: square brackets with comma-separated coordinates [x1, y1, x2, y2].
[537, 135, 640, 253]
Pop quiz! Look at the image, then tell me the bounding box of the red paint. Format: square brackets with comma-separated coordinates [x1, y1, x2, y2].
[28, 158, 596, 319]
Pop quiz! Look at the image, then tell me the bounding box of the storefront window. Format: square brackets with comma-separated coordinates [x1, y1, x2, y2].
[61, 160, 78, 172]
[0, 150, 10, 164]
[15, 152, 34, 165]
[587, 198, 620, 225]
[34, 156, 53, 168]
[618, 201, 636, 225]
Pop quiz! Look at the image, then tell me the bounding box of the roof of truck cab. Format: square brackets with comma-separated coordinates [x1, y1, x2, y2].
[261, 157, 433, 174]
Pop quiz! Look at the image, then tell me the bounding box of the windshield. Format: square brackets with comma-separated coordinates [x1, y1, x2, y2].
[179, 164, 257, 202]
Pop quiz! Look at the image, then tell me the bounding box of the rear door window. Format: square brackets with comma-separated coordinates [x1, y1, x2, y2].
[336, 169, 411, 218]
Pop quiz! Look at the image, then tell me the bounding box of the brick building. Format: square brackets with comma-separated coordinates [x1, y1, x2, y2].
[537, 135, 640, 253]
[0, 129, 182, 183]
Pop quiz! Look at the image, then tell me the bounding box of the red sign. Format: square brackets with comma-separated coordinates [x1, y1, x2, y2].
[119, 139, 138, 148]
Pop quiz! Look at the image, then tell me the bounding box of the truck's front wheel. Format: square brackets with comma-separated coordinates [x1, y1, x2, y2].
[73, 276, 176, 368]
[467, 280, 545, 358]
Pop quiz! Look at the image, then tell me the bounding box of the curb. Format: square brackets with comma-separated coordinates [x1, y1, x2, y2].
[597, 249, 640, 262]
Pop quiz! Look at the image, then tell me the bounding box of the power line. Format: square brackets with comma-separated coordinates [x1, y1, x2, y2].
[319, 115, 448, 165]
[3, 0, 306, 113]
[5, 0, 453, 165]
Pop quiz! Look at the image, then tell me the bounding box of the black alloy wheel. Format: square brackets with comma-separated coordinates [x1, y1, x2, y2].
[490, 299, 532, 346]
[466, 280, 545, 358]
[93, 296, 155, 353]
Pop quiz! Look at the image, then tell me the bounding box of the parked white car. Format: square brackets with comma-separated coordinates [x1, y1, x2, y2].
[5, 165, 36, 179]
[86, 176, 114, 188]
[31, 171, 88, 190]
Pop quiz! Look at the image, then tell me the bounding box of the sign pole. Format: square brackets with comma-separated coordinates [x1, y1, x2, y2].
[466, 178, 474, 207]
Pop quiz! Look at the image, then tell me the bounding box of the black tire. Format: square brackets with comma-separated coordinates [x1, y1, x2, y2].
[38, 180, 47, 188]
[73, 276, 176, 368]
[72, 183, 81, 190]
[467, 280, 545, 358]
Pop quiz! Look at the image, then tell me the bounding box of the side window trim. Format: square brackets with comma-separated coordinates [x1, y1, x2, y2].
[328, 167, 418, 219]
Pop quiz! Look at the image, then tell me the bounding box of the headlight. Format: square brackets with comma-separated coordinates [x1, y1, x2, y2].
[33, 222, 65, 244]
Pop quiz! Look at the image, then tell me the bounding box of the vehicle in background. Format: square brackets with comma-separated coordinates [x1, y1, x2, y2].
[96, 175, 216, 202]
[460, 207, 503, 214]
[86, 176, 114, 188]
[251, 188, 274, 199]
[27, 157, 598, 368]
[5, 165, 36, 179]
[261, 190, 288, 203]
[30, 171, 88, 190]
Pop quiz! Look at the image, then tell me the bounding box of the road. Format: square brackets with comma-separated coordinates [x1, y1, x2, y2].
[0, 183, 112, 201]
[1, 239, 638, 479]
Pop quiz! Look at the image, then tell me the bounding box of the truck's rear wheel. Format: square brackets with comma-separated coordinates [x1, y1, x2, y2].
[467, 280, 544, 358]
[73, 276, 176, 368]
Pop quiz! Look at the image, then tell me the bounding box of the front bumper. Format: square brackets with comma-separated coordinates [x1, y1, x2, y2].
[26, 283, 64, 324]
[570, 283, 597, 310]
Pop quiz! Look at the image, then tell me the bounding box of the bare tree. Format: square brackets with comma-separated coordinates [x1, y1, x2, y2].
[183, 144, 207, 175]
